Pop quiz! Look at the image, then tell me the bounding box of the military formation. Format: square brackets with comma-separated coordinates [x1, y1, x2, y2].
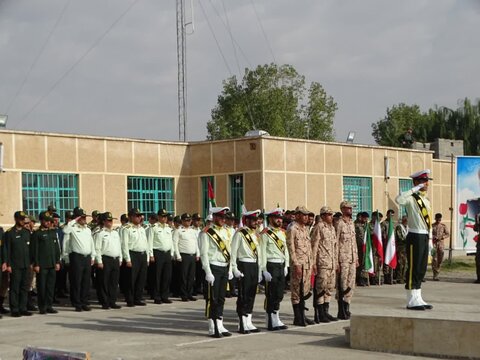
[0, 169, 458, 335]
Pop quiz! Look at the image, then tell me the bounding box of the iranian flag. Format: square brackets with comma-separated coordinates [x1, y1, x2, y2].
[372, 218, 384, 263]
[238, 200, 248, 228]
[363, 224, 375, 274]
[385, 217, 397, 269]
[207, 179, 217, 211]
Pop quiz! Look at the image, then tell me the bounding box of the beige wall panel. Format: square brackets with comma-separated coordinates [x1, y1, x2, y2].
[245, 172, 262, 210]
[106, 141, 133, 174]
[325, 175, 342, 211]
[264, 172, 286, 209]
[215, 175, 228, 207]
[0, 172, 21, 226]
[161, 144, 189, 176]
[235, 139, 261, 172]
[324, 145, 342, 174]
[15, 134, 46, 170]
[105, 175, 127, 216]
[386, 179, 399, 213]
[0, 133, 14, 169]
[386, 150, 399, 178]
[373, 177, 387, 212]
[285, 141, 306, 172]
[306, 143, 325, 174]
[188, 143, 211, 176]
[134, 142, 159, 175]
[432, 162, 442, 184]
[286, 173, 306, 209]
[342, 146, 357, 175]
[263, 139, 285, 171]
[411, 153, 426, 174]
[176, 177, 194, 214]
[78, 138, 105, 172]
[212, 142, 235, 173]
[47, 136, 77, 172]
[307, 174, 325, 213]
[398, 153, 412, 177]
[80, 174, 104, 213]
[441, 186, 452, 220]
[372, 150, 386, 177]
[357, 148, 373, 176]
[440, 162, 452, 186]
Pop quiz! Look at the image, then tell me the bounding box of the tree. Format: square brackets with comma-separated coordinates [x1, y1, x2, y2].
[206, 64, 337, 141]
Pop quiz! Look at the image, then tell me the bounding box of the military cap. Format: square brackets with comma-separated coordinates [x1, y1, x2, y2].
[167, 214, 174, 222]
[148, 213, 158, 221]
[243, 209, 261, 218]
[52, 212, 60, 219]
[29, 215, 38, 222]
[225, 211, 236, 220]
[128, 208, 144, 216]
[181, 213, 192, 220]
[265, 208, 284, 217]
[158, 209, 169, 217]
[410, 169, 433, 181]
[92, 210, 99, 217]
[192, 213, 202, 220]
[333, 212, 342, 218]
[120, 214, 128, 222]
[47, 204, 57, 213]
[65, 210, 75, 220]
[295, 206, 310, 215]
[210, 207, 229, 216]
[73, 207, 88, 218]
[386, 209, 395, 216]
[320, 206, 334, 215]
[206, 214, 213, 222]
[361, 211, 370, 218]
[339, 201, 355, 209]
[101, 212, 116, 221]
[39, 211, 54, 221]
[14, 211, 28, 219]
[173, 215, 182, 223]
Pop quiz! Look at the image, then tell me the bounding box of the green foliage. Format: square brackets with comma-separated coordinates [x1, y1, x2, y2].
[207, 64, 337, 141]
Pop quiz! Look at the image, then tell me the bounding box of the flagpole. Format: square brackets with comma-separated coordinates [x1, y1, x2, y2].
[448, 153, 454, 264]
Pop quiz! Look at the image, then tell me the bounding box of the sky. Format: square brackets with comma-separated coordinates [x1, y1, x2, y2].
[0, 0, 479, 145]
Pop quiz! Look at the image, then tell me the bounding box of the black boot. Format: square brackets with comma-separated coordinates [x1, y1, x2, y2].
[211, 319, 222, 338]
[324, 303, 338, 321]
[337, 299, 348, 320]
[316, 304, 330, 323]
[292, 304, 306, 326]
[266, 312, 275, 331]
[303, 305, 315, 325]
[27, 293, 38, 311]
[0, 296, 9, 314]
[313, 303, 320, 324]
[345, 302, 351, 319]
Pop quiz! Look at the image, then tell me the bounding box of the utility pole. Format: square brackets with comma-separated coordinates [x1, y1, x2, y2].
[176, 0, 187, 142]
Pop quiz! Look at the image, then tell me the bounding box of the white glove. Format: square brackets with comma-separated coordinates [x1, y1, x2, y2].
[233, 269, 244, 278]
[258, 273, 263, 283]
[428, 239, 433, 256]
[205, 273, 215, 285]
[262, 270, 272, 282]
[228, 271, 234, 280]
[412, 183, 425, 193]
[284, 267, 288, 277]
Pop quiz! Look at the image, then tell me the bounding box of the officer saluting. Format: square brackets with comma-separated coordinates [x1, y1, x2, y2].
[199, 206, 232, 338]
[33, 211, 61, 314]
[260, 208, 289, 331]
[395, 169, 434, 310]
[231, 209, 262, 334]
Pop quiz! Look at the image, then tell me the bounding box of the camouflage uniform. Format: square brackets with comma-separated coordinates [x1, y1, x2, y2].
[311, 222, 337, 304]
[354, 220, 368, 286]
[286, 221, 312, 305]
[336, 217, 357, 304]
[394, 223, 408, 283]
[431, 222, 449, 280]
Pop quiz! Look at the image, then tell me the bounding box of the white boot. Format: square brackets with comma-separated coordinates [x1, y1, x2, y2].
[274, 311, 288, 330]
[417, 289, 433, 310]
[406, 289, 424, 310]
[217, 317, 232, 336]
[208, 319, 215, 336]
[246, 313, 260, 332]
[238, 315, 250, 334]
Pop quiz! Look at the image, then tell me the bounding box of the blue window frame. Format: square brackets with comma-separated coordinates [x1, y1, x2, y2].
[343, 176, 372, 216]
[22, 172, 79, 221]
[399, 178, 413, 218]
[201, 176, 214, 219]
[229, 174, 244, 218]
[127, 176, 175, 216]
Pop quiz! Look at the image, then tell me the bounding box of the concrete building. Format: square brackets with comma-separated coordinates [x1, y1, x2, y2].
[0, 129, 456, 246]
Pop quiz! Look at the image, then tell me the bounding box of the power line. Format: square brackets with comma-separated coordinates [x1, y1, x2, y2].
[15, 0, 139, 129]
[5, 0, 72, 114]
[249, 0, 276, 63]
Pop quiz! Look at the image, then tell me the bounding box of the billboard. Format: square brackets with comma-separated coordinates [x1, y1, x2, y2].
[456, 156, 480, 250]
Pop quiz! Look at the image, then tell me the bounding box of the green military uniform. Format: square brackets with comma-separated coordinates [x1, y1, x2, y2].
[354, 220, 368, 286]
[395, 222, 408, 284]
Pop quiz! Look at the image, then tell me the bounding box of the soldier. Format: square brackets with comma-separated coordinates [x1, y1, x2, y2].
[395, 215, 408, 284]
[335, 201, 358, 320]
[369, 211, 382, 285]
[381, 210, 395, 285]
[287, 206, 314, 327]
[121, 208, 151, 307]
[23, 216, 38, 311]
[63, 207, 95, 312]
[231, 209, 262, 334]
[192, 213, 205, 296]
[94, 212, 122, 309]
[3, 211, 32, 317]
[354, 212, 369, 286]
[118, 213, 129, 296]
[431, 213, 449, 281]
[311, 206, 338, 323]
[395, 169, 434, 310]
[146, 213, 159, 299]
[260, 208, 289, 331]
[147, 209, 173, 304]
[225, 211, 237, 297]
[173, 213, 200, 302]
[33, 211, 61, 314]
[199, 207, 232, 338]
[55, 210, 74, 300]
[88, 210, 99, 230]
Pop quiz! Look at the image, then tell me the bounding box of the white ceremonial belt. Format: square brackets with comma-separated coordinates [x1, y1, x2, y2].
[238, 258, 256, 263]
[210, 261, 228, 267]
[267, 258, 284, 264]
[408, 229, 429, 235]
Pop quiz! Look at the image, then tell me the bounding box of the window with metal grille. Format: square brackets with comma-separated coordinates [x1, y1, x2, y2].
[343, 176, 372, 216]
[399, 178, 413, 218]
[22, 172, 79, 221]
[229, 174, 244, 219]
[127, 176, 175, 216]
[201, 176, 215, 219]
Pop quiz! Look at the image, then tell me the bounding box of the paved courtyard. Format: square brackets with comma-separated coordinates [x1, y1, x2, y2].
[1, 271, 478, 359]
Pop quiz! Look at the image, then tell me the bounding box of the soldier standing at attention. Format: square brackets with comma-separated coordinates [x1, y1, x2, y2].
[88, 211, 99, 231]
[3, 211, 33, 317]
[192, 213, 205, 297]
[354, 212, 369, 286]
[94, 212, 122, 309]
[33, 211, 61, 314]
[224, 212, 237, 298]
[287, 206, 314, 327]
[63, 207, 96, 312]
[395, 215, 408, 284]
[335, 201, 358, 320]
[147, 209, 174, 304]
[395, 169, 433, 310]
[173, 213, 200, 302]
[199, 207, 232, 338]
[311, 206, 338, 323]
[231, 210, 262, 334]
[121, 208, 151, 307]
[431, 213, 449, 281]
[260, 208, 289, 331]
